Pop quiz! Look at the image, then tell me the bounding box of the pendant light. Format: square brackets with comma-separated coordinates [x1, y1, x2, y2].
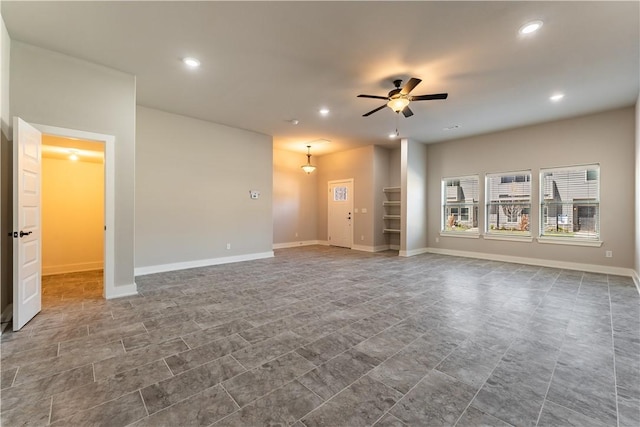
[301, 145, 316, 174]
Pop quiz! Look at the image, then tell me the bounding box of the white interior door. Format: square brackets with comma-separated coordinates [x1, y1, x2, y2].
[13, 118, 42, 331]
[328, 179, 353, 248]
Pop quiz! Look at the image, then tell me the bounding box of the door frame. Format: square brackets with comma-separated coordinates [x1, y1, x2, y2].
[33, 123, 116, 299]
[327, 178, 354, 249]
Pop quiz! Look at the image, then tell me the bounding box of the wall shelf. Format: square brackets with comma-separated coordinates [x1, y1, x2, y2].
[383, 187, 401, 238]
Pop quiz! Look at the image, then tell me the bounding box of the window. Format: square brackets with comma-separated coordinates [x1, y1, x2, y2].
[333, 186, 348, 201]
[486, 171, 531, 236]
[540, 164, 600, 240]
[442, 175, 479, 233]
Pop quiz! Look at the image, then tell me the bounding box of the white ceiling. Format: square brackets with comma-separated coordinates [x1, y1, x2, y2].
[2, 1, 638, 155]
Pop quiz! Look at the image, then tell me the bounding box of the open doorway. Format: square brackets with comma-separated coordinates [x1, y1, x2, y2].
[41, 135, 104, 298]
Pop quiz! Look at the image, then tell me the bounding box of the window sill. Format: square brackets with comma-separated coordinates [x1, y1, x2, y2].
[537, 237, 603, 247]
[440, 232, 480, 239]
[483, 234, 533, 243]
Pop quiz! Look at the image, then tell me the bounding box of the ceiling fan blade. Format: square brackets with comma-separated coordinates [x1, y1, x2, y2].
[400, 78, 422, 95]
[363, 104, 387, 117]
[357, 94, 389, 100]
[411, 93, 449, 101]
[402, 106, 414, 118]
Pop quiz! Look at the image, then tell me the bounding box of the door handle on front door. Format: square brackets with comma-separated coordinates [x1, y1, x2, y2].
[19, 231, 32, 237]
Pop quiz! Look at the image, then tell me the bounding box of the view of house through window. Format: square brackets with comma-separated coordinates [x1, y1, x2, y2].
[540, 164, 600, 240]
[442, 175, 479, 233]
[486, 171, 531, 236]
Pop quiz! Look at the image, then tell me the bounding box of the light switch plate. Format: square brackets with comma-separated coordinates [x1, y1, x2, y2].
[250, 190, 260, 199]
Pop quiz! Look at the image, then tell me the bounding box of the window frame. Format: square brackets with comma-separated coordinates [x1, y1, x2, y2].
[485, 170, 532, 240]
[441, 174, 480, 238]
[538, 164, 602, 246]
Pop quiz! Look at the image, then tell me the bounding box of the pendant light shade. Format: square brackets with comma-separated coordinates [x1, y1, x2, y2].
[301, 145, 316, 174]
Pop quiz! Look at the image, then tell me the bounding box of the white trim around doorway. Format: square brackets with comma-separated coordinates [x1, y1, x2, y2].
[33, 123, 118, 299]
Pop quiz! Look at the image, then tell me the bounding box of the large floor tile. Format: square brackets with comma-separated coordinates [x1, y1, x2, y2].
[223, 351, 315, 407]
[214, 380, 322, 426]
[140, 354, 245, 414]
[303, 375, 402, 427]
[390, 370, 477, 426]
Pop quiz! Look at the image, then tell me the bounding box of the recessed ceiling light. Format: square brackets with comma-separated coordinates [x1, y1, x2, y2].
[519, 20, 543, 35]
[550, 93, 565, 102]
[443, 125, 461, 131]
[319, 108, 330, 116]
[182, 57, 200, 68]
[388, 132, 399, 139]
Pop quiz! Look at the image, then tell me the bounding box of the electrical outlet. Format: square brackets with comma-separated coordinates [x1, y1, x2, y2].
[605, 250, 613, 258]
[361, 235, 364, 241]
[295, 232, 298, 237]
[226, 243, 231, 250]
[435, 237, 439, 243]
[361, 208, 368, 214]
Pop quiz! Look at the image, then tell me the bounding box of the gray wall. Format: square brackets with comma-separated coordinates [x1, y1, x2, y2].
[10, 41, 137, 290]
[402, 139, 429, 255]
[135, 106, 273, 270]
[273, 148, 317, 245]
[427, 107, 636, 269]
[316, 146, 375, 247]
[634, 99, 640, 282]
[389, 147, 401, 188]
[0, 13, 10, 317]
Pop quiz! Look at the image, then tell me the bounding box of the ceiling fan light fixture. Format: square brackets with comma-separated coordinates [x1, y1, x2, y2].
[301, 145, 316, 174]
[387, 97, 410, 113]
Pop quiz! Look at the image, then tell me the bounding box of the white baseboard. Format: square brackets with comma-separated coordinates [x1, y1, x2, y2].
[390, 244, 400, 251]
[134, 251, 275, 276]
[273, 240, 324, 250]
[352, 244, 392, 253]
[104, 283, 138, 300]
[399, 247, 430, 257]
[426, 247, 636, 278]
[632, 270, 640, 294]
[43, 261, 104, 276]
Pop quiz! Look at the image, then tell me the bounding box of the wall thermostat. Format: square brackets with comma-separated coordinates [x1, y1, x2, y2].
[250, 190, 260, 199]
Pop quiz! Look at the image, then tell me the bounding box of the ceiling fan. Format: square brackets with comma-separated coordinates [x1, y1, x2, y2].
[357, 78, 448, 117]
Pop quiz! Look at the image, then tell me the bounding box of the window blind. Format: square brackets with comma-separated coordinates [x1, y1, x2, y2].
[540, 164, 600, 240]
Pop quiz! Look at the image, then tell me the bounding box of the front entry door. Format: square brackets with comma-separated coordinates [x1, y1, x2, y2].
[328, 179, 353, 248]
[13, 118, 42, 331]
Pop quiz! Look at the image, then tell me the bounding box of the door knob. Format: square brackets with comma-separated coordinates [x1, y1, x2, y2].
[19, 231, 32, 237]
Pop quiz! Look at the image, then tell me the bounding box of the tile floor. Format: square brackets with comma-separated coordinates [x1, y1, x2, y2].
[1, 246, 639, 426]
